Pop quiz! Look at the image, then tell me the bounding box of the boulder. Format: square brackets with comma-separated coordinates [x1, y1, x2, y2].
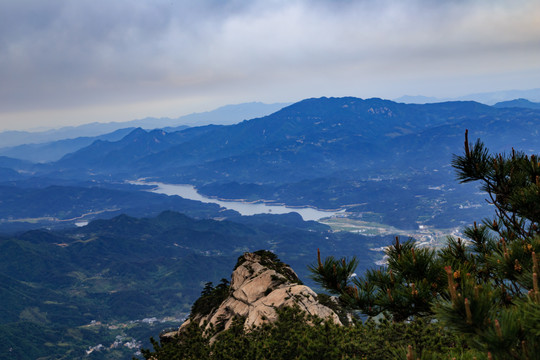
[163, 251, 341, 341]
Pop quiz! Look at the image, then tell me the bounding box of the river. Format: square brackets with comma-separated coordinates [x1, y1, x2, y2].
[131, 181, 343, 221]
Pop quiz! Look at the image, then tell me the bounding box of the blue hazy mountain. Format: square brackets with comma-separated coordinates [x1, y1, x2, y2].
[4, 96, 540, 231]
[0, 102, 289, 148]
[493, 98, 540, 109]
[53, 125, 221, 172]
[395, 87, 540, 104]
[44, 97, 539, 183]
[0, 127, 137, 163]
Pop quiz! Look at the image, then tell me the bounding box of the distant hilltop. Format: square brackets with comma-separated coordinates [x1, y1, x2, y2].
[0, 101, 290, 148]
[395, 87, 540, 105]
[492, 98, 540, 109]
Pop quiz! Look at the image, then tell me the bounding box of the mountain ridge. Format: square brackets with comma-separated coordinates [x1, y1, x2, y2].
[11, 96, 539, 229]
[394, 88, 540, 104]
[41, 97, 540, 185]
[493, 98, 540, 109]
[0, 102, 289, 147]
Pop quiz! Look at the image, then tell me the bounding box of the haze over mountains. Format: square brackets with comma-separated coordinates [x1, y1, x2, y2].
[0, 96, 539, 235]
[0, 102, 289, 147]
[492, 98, 540, 110]
[394, 87, 540, 105]
[2, 94, 540, 359]
[32, 98, 540, 179]
[0, 102, 288, 163]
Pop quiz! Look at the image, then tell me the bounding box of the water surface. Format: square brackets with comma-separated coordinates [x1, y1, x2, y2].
[132, 181, 342, 221]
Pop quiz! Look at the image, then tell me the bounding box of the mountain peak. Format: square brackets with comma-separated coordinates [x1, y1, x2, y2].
[123, 127, 147, 140]
[162, 250, 341, 342]
[493, 98, 540, 109]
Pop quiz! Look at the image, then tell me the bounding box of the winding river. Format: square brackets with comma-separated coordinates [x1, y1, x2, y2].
[132, 181, 343, 221]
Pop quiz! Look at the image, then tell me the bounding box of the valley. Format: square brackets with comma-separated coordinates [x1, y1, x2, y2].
[135, 179, 466, 252]
[1, 96, 539, 359]
[0, 210, 391, 359]
[321, 216, 463, 251]
[4, 1, 539, 357]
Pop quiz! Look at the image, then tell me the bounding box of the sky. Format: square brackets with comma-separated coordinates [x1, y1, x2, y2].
[1, 0, 540, 131]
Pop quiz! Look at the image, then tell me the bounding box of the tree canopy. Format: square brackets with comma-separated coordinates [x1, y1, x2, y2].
[310, 130, 540, 359]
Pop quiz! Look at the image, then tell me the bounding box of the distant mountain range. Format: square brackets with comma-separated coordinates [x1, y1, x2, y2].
[3, 95, 540, 357]
[492, 98, 540, 109]
[0, 102, 290, 148]
[395, 88, 540, 105]
[0, 96, 535, 230]
[0, 127, 138, 163]
[39, 97, 540, 183]
[4, 96, 539, 165]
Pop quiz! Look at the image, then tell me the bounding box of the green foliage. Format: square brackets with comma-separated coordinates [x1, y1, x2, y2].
[311, 132, 540, 359]
[141, 322, 211, 360]
[190, 279, 230, 319]
[437, 131, 540, 358]
[307, 250, 358, 296]
[452, 130, 540, 240]
[1, 209, 388, 359]
[311, 238, 446, 321]
[141, 306, 470, 360]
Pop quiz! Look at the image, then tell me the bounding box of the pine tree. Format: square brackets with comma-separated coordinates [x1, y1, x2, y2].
[435, 130, 540, 359]
[311, 130, 540, 359]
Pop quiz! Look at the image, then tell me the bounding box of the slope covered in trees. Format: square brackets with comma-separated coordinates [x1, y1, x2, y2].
[3, 98, 540, 232]
[0, 210, 387, 359]
[143, 132, 540, 359]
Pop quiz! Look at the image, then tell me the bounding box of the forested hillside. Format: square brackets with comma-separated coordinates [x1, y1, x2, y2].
[3, 98, 540, 231]
[141, 133, 540, 360]
[0, 211, 387, 359]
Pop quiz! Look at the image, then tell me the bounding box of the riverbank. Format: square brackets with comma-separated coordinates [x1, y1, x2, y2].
[129, 180, 344, 221]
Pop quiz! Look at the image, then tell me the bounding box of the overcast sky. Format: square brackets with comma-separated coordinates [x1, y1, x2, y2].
[1, 0, 539, 131]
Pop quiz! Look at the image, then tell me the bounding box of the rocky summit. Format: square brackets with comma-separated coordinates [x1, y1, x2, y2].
[163, 251, 341, 341]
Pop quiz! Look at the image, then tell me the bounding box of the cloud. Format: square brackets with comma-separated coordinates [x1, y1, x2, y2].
[1, 0, 539, 129]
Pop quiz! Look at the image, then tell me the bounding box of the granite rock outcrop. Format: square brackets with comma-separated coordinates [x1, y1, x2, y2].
[162, 250, 341, 341]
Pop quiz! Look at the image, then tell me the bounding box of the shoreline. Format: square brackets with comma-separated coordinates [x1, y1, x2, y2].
[128, 180, 346, 218]
[196, 193, 345, 212]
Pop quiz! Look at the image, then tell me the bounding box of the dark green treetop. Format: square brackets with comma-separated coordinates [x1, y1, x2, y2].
[310, 130, 540, 359]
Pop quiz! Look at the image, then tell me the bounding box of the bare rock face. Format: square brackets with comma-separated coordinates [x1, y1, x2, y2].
[167, 251, 341, 341]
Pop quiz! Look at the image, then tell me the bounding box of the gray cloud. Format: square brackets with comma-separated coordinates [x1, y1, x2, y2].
[1, 0, 539, 129]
